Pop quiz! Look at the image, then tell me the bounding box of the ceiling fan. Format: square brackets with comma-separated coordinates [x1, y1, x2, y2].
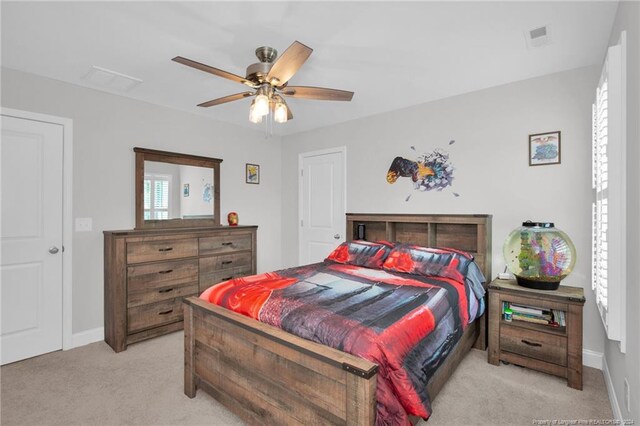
[172, 41, 354, 124]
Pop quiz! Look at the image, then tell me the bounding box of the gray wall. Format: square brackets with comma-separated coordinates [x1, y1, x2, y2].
[1, 68, 284, 334]
[281, 66, 606, 355]
[604, 1, 640, 420]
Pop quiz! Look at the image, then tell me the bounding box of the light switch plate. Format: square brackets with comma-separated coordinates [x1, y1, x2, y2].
[75, 218, 92, 232]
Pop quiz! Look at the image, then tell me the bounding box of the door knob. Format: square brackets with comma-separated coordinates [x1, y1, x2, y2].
[49, 246, 60, 254]
[334, 234, 341, 239]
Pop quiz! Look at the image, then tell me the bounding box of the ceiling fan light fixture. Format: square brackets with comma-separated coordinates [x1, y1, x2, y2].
[253, 86, 271, 117]
[254, 94, 270, 116]
[274, 102, 288, 123]
[249, 100, 263, 124]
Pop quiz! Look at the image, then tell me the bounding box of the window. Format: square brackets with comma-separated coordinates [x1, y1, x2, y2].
[144, 174, 170, 220]
[592, 34, 626, 351]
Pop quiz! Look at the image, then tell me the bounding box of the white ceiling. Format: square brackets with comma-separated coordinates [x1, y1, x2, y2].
[1, 1, 618, 136]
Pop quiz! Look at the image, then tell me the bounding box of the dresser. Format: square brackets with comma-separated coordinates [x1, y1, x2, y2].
[487, 278, 585, 389]
[104, 226, 257, 352]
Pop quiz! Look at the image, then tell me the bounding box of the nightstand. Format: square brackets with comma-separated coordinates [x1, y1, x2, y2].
[487, 278, 586, 390]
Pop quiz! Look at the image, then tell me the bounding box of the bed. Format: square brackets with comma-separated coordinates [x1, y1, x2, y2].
[183, 213, 492, 425]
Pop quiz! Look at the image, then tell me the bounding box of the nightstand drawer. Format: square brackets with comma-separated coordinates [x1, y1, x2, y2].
[500, 324, 567, 366]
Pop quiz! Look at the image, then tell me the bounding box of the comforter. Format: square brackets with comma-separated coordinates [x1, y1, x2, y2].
[200, 255, 485, 425]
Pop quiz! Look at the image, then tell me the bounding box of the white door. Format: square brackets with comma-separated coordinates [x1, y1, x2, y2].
[299, 148, 346, 264]
[1, 115, 64, 365]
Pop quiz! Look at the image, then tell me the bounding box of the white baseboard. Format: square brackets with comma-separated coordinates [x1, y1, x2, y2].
[583, 348, 604, 370]
[70, 327, 104, 349]
[603, 355, 624, 421]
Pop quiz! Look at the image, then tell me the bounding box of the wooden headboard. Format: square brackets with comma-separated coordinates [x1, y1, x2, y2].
[346, 213, 492, 281]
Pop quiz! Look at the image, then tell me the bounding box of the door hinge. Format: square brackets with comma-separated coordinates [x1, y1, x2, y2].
[301, 219, 304, 227]
[300, 169, 304, 177]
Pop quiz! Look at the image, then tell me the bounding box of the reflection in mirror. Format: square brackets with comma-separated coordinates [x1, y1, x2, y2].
[134, 147, 221, 229]
[143, 161, 215, 221]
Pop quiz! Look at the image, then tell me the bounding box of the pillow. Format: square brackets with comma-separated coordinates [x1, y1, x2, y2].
[382, 244, 475, 282]
[325, 240, 394, 269]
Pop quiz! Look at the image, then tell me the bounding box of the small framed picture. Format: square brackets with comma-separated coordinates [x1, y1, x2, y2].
[529, 131, 561, 166]
[183, 183, 190, 197]
[246, 163, 260, 184]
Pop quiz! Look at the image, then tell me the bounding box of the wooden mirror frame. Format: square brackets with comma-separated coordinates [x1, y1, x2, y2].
[134, 147, 222, 229]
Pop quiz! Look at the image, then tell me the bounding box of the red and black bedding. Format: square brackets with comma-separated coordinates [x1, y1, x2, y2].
[200, 241, 486, 425]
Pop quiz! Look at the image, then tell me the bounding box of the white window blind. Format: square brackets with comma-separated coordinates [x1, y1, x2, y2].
[144, 175, 170, 220]
[592, 38, 626, 350]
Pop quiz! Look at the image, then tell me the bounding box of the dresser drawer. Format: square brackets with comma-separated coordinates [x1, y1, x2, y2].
[500, 324, 567, 366]
[127, 238, 198, 264]
[128, 282, 198, 308]
[199, 233, 252, 256]
[199, 264, 253, 292]
[200, 252, 252, 272]
[128, 298, 184, 333]
[128, 259, 198, 293]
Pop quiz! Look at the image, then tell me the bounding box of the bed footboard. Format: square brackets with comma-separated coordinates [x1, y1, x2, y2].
[183, 297, 378, 425]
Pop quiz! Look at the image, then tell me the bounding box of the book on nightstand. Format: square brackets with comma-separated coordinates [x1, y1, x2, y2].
[502, 301, 561, 327]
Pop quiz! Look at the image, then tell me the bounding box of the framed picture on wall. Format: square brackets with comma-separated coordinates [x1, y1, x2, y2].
[529, 131, 561, 166]
[183, 183, 190, 197]
[246, 163, 260, 184]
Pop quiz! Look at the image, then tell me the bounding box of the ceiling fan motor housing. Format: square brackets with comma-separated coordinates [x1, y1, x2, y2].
[246, 46, 278, 83]
[246, 62, 273, 83]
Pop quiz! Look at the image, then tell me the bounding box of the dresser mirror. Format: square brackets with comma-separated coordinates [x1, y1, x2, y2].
[134, 147, 221, 229]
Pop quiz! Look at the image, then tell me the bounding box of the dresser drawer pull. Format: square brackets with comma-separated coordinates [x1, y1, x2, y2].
[221, 276, 233, 281]
[222, 260, 233, 265]
[221, 242, 233, 246]
[158, 269, 174, 274]
[158, 309, 174, 316]
[158, 288, 174, 294]
[521, 339, 542, 347]
[158, 247, 173, 252]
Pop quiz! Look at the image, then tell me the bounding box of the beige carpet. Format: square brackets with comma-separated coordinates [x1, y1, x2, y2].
[1, 332, 612, 425]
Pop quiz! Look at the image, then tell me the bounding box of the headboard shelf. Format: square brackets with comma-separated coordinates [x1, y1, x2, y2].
[346, 213, 492, 280]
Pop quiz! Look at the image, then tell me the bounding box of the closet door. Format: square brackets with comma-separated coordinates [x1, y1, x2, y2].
[299, 148, 346, 265]
[1, 114, 64, 365]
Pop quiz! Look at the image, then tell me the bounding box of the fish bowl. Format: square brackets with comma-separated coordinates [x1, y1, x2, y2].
[503, 221, 576, 290]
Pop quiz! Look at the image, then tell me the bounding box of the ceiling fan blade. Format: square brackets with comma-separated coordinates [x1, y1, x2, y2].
[172, 56, 254, 87]
[281, 86, 354, 101]
[197, 92, 254, 108]
[266, 41, 313, 86]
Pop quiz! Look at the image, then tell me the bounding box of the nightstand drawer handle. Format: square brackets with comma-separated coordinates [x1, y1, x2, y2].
[158, 247, 173, 252]
[221, 242, 233, 246]
[521, 339, 542, 347]
[158, 288, 174, 294]
[158, 269, 173, 274]
[158, 309, 173, 315]
[222, 260, 233, 265]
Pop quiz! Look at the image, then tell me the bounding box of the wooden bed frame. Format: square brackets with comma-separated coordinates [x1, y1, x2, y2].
[183, 213, 492, 425]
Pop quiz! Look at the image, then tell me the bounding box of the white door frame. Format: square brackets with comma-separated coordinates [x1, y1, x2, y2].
[1, 107, 73, 350]
[298, 146, 347, 265]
